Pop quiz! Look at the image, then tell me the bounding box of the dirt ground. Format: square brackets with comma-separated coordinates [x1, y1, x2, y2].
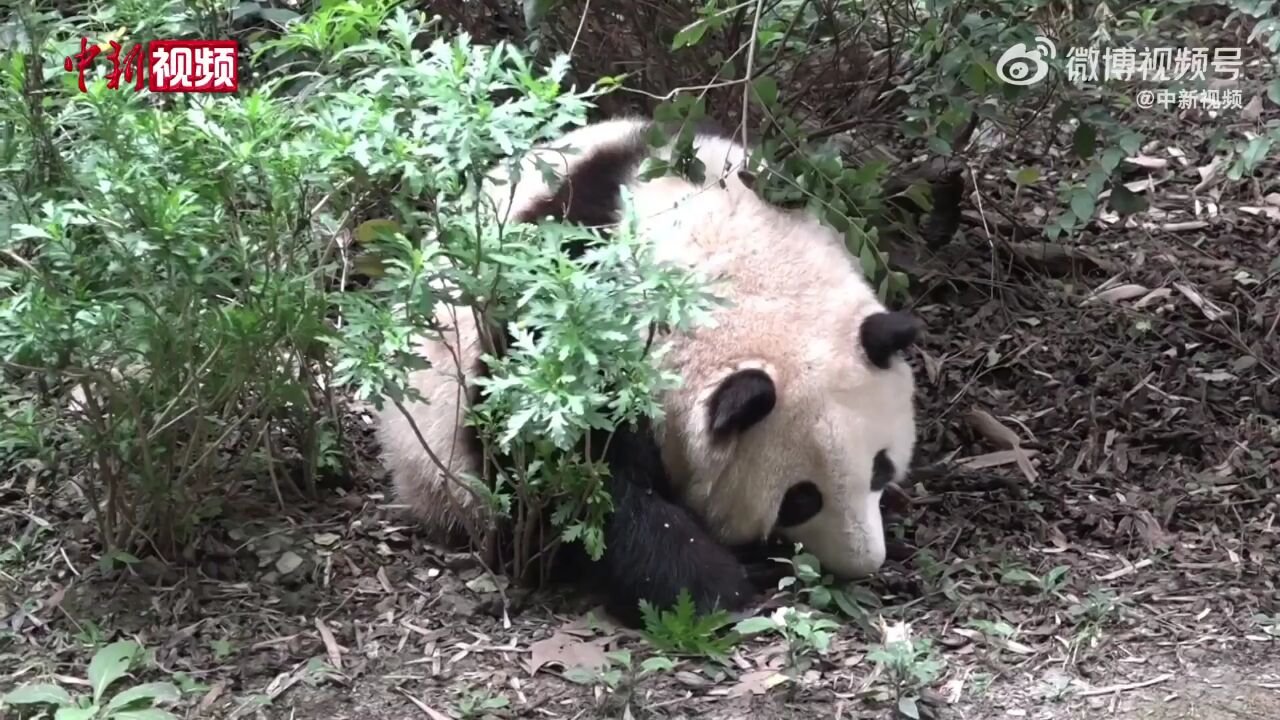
[3, 69, 1280, 720]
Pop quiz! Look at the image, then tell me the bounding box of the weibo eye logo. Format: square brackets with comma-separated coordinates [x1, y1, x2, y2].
[996, 36, 1057, 86]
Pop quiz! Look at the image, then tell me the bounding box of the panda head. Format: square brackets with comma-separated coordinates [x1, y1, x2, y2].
[699, 310, 917, 579]
[646, 172, 920, 582]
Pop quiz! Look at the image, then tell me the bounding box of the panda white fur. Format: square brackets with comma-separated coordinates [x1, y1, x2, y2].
[375, 117, 920, 624]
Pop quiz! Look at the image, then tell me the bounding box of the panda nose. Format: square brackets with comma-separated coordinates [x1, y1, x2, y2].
[825, 547, 886, 579]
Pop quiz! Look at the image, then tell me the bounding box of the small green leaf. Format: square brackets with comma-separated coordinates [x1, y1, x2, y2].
[671, 18, 709, 49]
[1100, 148, 1125, 174]
[1072, 123, 1097, 160]
[640, 656, 675, 674]
[108, 709, 180, 720]
[831, 588, 865, 619]
[2, 683, 74, 707]
[1118, 132, 1143, 156]
[898, 695, 920, 719]
[1268, 77, 1280, 106]
[561, 667, 598, 685]
[259, 8, 301, 25]
[11, 223, 51, 240]
[54, 706, 99, 720]
[230, 2, 260, 21]
[751, 75, 779, 109]
[1009, 166, 1041, 186]
[859, 242, 879, 279]
[354, 219, 400, 246]
[733, 617, 777, 635]
[88, 640, 141, 703]
[963, 62, 988, 93]
[1069, 189, 1096, 222]
[1241, 136, 1273, 173]
[604, 650, 631, 667]
[105, 682, 181, 712]
[1108, 184, 1148, 216]
[1001, 568, 1040, 586]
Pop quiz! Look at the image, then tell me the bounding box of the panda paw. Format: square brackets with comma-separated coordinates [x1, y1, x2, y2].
[602, 534, 757, 627]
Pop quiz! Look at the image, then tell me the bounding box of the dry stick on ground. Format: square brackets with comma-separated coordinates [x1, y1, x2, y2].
[1076, 673, 1174, 698]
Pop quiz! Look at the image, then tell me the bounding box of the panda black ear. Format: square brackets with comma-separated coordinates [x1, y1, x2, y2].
[708, 368, 776, 439]
[860, 311, 920, 369]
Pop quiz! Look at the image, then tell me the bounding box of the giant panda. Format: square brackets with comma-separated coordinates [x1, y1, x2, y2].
[375, 117, 920, 625]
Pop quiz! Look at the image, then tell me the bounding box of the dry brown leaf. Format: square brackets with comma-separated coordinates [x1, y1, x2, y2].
[1090, 283, 1149, 304]
[1134, 287, 1173, 309]
[724, 670, 788, 697]
[196, 681, 228, 715]
[955, 449, 1040, 469]
[399, 691, 454, 720]
[1013, 449, 1040, 484]
[1239, 205, 1280, 222]
[1265, 193, 1280, 207]
[559, 611, 617, 637]
[1007, 241, 1118, 274]
[315, 618, 343, 671]
[1122, 177, 1161, 193]
[1193, 157, 1224, 193]
[966, 409, 1022, 450]
[1124, 155, 1168, 170]
[1173, 282, 1228, 321]
[525, 632, 610, 676]
[1133, 509, 1172, 549]
[376, 565, 394, 593]
[1156, 220, 1210, 231]
[920, 348, 942, 386]
[674, 671, 712, 687]
[1002, 638, 1037, 655]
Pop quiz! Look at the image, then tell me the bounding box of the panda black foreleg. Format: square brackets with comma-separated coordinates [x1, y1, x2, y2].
[732, 536, 795, 590]
[585, 424, 758, 627]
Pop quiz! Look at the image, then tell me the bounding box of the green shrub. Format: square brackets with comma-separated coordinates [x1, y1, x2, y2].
[0, 2, 713, 583]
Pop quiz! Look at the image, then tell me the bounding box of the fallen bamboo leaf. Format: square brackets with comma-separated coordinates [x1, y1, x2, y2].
[1090, 283, 1149, 304]
[1193, 157, 1223, 193]
[722, 669, 789, 697]
[1239, 205, 1280, 221]
[1077, 673, 1173, 698]
[315, 618, 343, 671]
[1173, 282, 1228, 321]
[1134, 287, 1172, 309]
[966, 409, 1022, 450]
[1124, 155, 1168, 170]
[955, 449, 1040, 469]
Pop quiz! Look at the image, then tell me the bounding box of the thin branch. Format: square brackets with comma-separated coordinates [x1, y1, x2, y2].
[739, 0, 767, 149]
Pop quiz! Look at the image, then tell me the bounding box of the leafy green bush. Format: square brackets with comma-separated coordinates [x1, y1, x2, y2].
[0, 2, 714, 582]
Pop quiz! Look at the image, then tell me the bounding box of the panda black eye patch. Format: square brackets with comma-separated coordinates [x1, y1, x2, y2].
[776, 481, 823, 527]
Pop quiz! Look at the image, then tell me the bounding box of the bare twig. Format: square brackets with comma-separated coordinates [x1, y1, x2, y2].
[739, 0, 766, 148]
[1077, 674, 1174, 698]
